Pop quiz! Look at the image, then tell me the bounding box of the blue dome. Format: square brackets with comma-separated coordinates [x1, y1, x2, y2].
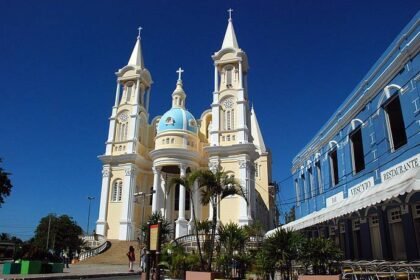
[157, 108, 198, 134]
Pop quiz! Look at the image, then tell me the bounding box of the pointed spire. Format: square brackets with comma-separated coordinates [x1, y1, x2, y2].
[221, 8, 239, 49]
[251, 107, 267, 154]
[127, 26, 144, 68]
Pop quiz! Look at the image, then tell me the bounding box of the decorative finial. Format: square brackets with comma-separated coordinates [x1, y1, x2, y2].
[137, 26, 143, 39]
[228, 8, 233, 21]
[176, 67, 184, 81]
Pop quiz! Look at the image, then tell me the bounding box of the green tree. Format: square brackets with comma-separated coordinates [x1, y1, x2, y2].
[0, 232, 23, 244]
[169, 173, 206, 271]
[194, 168, 247, 271]
[299, 237, 343, 275]
[259, 228, 302, 280]
[33, 214, 83, 253]
[0, 159, 13, 207]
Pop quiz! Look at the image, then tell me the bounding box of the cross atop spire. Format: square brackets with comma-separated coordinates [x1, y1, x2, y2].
[128, 27, 145, 68]
[137, 26, 143, 39]
[176, 67, 184, 81]
[228, 8, 233, 21]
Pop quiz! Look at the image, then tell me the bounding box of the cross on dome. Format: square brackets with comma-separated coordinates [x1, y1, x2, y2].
[176, 67, 184, 81]
[137, 26, 143, 39]
[228, 8, 233, 21]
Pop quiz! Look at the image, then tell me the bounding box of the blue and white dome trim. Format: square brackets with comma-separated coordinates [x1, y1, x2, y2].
[157, 108, 198, 134]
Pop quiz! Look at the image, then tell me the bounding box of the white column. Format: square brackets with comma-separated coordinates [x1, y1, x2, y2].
[238, 160, 252, 226]
[136, 79, 141, 105]
[114, 82, 121, 107]
[96, 166, 111, 236]
[176, 164, 188, 238]
[159, 172, 166, 216]
[238, 61, 243, 89]
[152, 166, 161, 213]
[214, 65, 219, 92]
[119, 165, 137, 240]
[178, 166, 186, 220]
[105, 117, 117, 155]
[127, 106, 139, 153]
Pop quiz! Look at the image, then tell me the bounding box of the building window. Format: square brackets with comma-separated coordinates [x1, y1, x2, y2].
[225, 66, 233, 88]
[111, 180, 123, 202]
[126, 84, 133, 101]
[329, 148, 339, 186]
[350, 126, 365, 174]
[301, 174, 307, 199]
[295, 179, 300, 206]
[384, 95, 407, 151]
[308, 167, 314, 197]
[255, 163, 259, 177]
[316, 161, 323, 193]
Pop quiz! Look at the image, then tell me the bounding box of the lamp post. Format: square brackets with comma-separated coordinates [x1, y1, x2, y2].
[134, 190, 155, 244]
[86, 196, 95, 235]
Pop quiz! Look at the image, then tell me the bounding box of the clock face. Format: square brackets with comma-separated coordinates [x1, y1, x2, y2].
[223, 98, 234, 108]
[118, 112, 128, 122]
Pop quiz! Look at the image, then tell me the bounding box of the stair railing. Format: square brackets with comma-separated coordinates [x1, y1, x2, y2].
[79, 234, 111, 261]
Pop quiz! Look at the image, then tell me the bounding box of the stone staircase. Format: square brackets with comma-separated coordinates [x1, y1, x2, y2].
[79, 240, 140, 265]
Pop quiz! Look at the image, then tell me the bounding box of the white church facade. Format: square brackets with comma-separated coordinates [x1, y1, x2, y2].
[96, 14, 276, 241]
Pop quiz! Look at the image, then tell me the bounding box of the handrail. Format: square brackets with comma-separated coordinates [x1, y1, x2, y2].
[175, 234, 264, 248]
[78, 237, 111, 261]
[79, 240, 111, 261]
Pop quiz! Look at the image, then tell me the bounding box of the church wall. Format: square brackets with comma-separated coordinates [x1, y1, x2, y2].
[105, 168, 126, 239]
[220, 196, 240, 223]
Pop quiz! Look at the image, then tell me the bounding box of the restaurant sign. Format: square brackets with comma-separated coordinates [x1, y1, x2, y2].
[326, 191, 344, 207]
[348, 177, 374, 198]
[381, 154, 419, 183]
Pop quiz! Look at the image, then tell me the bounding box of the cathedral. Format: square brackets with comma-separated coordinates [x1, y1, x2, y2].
[96, 13, 276, 241]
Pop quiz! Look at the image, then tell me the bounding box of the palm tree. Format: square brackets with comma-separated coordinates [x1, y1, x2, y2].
[262, 228, 302, 279]
[193, 168, 247, 271]
[169, 173, 206, 271]
[0, 158, 13, 207]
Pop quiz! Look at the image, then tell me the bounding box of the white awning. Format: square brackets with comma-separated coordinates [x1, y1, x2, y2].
[266, 167, 420, 237]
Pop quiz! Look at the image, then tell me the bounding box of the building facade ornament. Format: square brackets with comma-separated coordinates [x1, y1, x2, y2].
[102, 167, 111, 177]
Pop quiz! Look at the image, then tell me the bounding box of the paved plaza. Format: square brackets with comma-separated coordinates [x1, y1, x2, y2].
[0, 263, 139, 279]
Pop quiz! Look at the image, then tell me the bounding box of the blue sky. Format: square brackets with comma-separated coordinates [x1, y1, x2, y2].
[0, 0, 418, 239]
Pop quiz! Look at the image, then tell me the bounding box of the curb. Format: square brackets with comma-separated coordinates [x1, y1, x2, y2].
[0, 271, 140, 280]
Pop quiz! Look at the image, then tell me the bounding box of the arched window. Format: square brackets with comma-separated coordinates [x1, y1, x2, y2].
[126, 84, 132, 101]
[225, 65, 233, 88]
[231, 109, 235, 129]
[226, 111, 231, 130]
[111, 180, 123, 202]
[383, 95, 407, 151]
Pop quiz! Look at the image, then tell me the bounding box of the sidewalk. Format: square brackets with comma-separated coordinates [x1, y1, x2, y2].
[0, 263, 140, 279]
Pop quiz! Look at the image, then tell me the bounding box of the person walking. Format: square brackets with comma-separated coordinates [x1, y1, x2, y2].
[126, 246, 135, 272]
[62, 248, 69, 268]
[140, 247, 146, 272]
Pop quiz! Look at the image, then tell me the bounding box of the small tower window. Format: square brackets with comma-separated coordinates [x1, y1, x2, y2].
[127, 86, 132, 101]
[111, 180, 123, 202]
[225, 65, 233, 88]
[226, 111, 231, 130]
[166, 117, 175, 125]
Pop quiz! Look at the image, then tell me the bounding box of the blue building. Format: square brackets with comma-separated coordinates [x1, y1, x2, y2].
[270, 13, 420, 260]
